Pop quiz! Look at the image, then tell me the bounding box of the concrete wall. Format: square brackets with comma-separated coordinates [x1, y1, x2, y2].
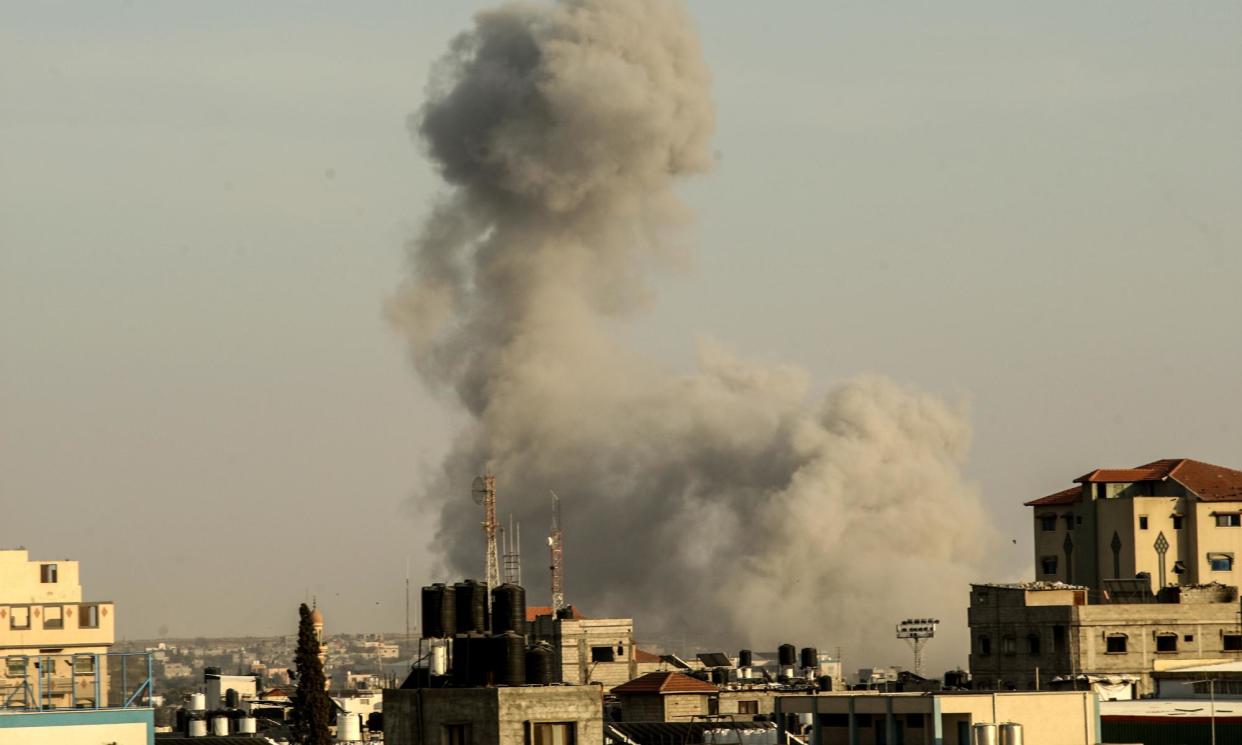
[662, 692, 710, 721]
[383, 686, 602, 745]
[616, 694, 663, 722]
[552, 618, 637, 687]
[0, 550, 83, 604]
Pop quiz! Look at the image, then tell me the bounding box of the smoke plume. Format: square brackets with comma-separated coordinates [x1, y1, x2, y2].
[391, 0, 991, 670]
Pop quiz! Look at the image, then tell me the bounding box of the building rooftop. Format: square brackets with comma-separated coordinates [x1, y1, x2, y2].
[525, 605, 585, 622]
[1026, 458, 1242, 506]
[611, 671, 718, 695]
[973, 581, 1088, 591]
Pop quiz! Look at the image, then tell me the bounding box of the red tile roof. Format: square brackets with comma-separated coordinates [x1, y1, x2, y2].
[525, 606, 585, 622]
[634, 648, 661, 663]
[1029, 459, 1242, 506]
[1025, 486, 1082, 507]
[611, 672, 717, 695]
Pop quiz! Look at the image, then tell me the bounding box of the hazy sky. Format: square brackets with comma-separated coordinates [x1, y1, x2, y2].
[3, 1, 1240, 668]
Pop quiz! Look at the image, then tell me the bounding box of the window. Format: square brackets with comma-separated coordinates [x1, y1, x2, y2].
[1173, 516, 1184, 530]
[1216, 513, 1241, 527]
[978, 636, 991, 657]
[1027, 634, 1041, 656]
[1076, 516, 1083, 525]
[1096, 484, 1107, 499]
[43, 605, 63, 630]
[1040, 556, 1058, 575]
[737, 700, 759, 715]
[1184, 635, 1195, 643]
[1156, 634, 1177, 653]
[79, 605, 99, 629]
[590, 646, 615, 663]
[530, 722, 576, 745]
[444, 724, 470, 745]
[1225, 634, 1242, 652]
[1001, 636, 1017, 656]
[73, 656, 95, 674]
[1106, 635, 1128, 654]
[1040, 515, 1057, 532]
[1209, 553, 1234, 572]
[1053, 625, 1066, 654]
[40, 564, 58, 583]
[1139, 516, 1149, 530]
[819, 714, 849, 727]
[5, 657, 26, 677]
[1063, 515, 1074, 531]
[9, 607, 30, 631]
[906, 714, 925, 728]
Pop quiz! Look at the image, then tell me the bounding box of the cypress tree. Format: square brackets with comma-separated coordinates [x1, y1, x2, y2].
[291, 603, 332, 745]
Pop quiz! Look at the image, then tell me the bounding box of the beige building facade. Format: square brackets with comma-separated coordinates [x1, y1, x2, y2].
[1027, 459, 1242, 592]
[0, 549, 115, 709]
[383, 685, 604, 745]
[777, 691, 1099, 745]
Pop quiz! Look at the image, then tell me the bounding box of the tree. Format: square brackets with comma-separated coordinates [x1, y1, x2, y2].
[291, 603, 332, 745]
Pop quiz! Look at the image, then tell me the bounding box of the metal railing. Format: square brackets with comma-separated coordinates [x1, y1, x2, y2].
[1, 652, 152, 712]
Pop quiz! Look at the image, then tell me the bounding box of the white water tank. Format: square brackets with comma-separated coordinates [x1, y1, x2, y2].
[237, 716, 257, 734]
[999, 722, 1024, 745]
[972, 722, 998, 745]
[187, 692, 206, 711]
[210, 715, 230, 736]
[431, 643, 448, 676]
[336, 712, 362, 742]
[187, 719, 207, 737]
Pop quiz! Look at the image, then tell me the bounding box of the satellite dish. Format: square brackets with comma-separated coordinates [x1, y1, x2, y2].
[471, 476, 487, 505]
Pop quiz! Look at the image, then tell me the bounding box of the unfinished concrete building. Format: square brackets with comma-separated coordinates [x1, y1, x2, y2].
[383, 686, 603, 745]
[968, 581, 1242, 696]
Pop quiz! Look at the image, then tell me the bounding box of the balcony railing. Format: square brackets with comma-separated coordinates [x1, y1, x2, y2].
[1, 652, 152, 712]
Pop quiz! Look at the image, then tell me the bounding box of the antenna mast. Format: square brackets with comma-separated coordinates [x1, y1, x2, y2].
[473, 475, 500, 593]
[549, 491, 565, 612]
[503, 514, 522, 585]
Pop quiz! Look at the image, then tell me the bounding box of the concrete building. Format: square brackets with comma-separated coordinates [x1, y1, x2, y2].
[967, 581, 1242, 696]
[383, 685, 604, 745]
[1026, 458, 1242, 592]
[611, 671, 718, 722]
[0, 549, 153, 744]
[529, 610, 649, 687]
[0, 548, 116, 709]
[776, 690, 1099, 745]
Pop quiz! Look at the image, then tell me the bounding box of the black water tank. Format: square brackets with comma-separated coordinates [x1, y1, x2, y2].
[490, 584, 527, 635]
[738, 649, 753, 668]
[526, 643, 555, 685]
[451, 634, 472, 686]
[800, 647, 818, 670]
[225, 688, 240, 709]
[439, 583, 457, 635]
[817, 675, 832, 692]
[778, 644, 797, 667]
[493, 632, 526, 686]
[453, 580, 487, 634]
[690, 670, 710, 681]
[452, 633, 489, 686]
[421, 585, 443, 638]
[711, 668, 728, 685]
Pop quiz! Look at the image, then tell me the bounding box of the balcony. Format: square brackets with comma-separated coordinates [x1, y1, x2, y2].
[0, 652, 152, 712]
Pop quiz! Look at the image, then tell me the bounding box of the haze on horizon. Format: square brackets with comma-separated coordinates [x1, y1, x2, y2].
[3, 1, 1240, 673]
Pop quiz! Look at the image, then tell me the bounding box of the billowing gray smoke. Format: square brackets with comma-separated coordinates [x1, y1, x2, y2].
[391, 0, 991, 669]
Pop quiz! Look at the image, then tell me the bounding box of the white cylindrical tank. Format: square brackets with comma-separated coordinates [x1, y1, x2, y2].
[210, 715, 229, 736]
[972, 722, 998, 745]
[237, 716, 257, 734]
[998, 722, 1024, 745]
[187, 718, 207, 737]
[336, 712, 362, 742]
[187, 692, 206, 711]
[431, 643, 448, 676]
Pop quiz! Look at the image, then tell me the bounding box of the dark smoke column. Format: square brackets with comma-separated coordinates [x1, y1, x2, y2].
[391, 0, 991, 670]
